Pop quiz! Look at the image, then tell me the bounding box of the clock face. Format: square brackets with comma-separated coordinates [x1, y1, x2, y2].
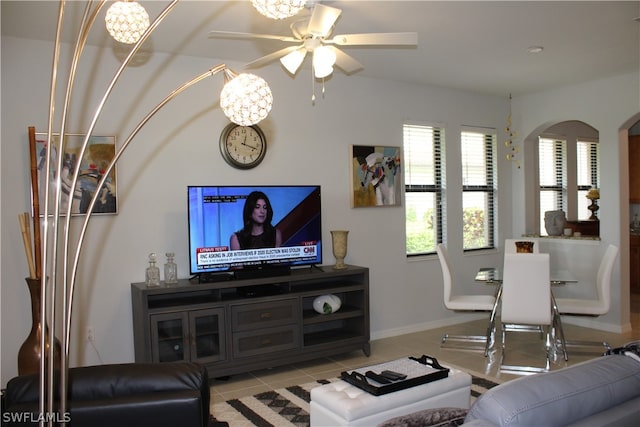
[220, 124, 266, 169]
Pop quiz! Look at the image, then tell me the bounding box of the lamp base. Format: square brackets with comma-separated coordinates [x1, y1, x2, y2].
[587, 199, 599, 220]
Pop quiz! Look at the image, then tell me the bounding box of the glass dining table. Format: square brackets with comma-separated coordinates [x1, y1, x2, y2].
[475, 268, 578, 286]
[475, 267, 576, 361]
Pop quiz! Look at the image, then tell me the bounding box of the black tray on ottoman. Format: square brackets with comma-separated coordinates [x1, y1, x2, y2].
[340, 355, 449, 396]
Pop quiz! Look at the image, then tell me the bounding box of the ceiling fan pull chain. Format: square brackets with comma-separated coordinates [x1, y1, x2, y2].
[311, 68, 316, 103]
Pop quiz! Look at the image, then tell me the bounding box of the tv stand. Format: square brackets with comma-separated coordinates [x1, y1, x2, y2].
[236, 284, 282, 298]
[194, 272, 234, 284]
[233, 265, 291, 280]
[131, 265, 370, 379]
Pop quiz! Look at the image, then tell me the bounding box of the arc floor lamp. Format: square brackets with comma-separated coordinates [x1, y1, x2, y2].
[31, 1, 274, 424]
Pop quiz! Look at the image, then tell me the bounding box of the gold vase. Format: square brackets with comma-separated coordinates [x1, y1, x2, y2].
[331, 230, 349, 270]
[18, 277, 61, 375]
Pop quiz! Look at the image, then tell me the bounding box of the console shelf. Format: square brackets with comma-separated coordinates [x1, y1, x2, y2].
[131, 265, 370, 378]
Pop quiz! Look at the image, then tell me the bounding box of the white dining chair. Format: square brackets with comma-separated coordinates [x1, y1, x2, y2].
[500, 253, 554, 373]
[504, 238, 540, 253]
[436, 244, 498, 355]
[554, 244, 618, 353]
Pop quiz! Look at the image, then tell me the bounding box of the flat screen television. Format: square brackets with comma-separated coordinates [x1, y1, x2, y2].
[187, 185, 322, 281]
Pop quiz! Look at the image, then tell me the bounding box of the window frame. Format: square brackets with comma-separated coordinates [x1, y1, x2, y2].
[403, 122, 445, 257]
[460, 127, 497, 252]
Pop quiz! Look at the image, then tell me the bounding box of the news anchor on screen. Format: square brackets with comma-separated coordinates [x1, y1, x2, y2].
[230, 191, 283, 250]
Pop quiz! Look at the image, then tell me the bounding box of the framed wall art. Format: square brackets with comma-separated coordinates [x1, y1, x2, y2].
[351, 145, 401, 208]
[35, 133, 117, 216]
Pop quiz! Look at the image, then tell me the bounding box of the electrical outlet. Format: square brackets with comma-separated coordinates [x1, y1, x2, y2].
[87, 326, 95, 342]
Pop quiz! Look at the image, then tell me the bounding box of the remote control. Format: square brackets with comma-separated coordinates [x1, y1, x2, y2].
[381, 370, 407, 381]
[365, 370, 392, 384]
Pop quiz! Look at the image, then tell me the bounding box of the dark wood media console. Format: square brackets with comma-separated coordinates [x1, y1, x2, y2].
[131, 265, 370, 378]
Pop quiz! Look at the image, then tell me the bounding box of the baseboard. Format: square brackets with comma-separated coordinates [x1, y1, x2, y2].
[560, 316, 631, 334]
[371, 313, 487, 341]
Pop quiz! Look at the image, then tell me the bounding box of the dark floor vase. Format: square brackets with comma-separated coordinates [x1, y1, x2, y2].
[18, 277, 61, 375]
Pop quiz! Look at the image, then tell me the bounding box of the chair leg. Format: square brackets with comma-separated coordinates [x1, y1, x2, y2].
[441, 333, 489, 349]
[499, 325, 552, 374]
[441, 315, 498, 353]
[552, 298, 610, 355]
[559, 339, 611, 354]
[484, 284, 502, 356]
[442, 288, 500, 353]
[551, 312, 610, 355]
[550, 294, 569, 361]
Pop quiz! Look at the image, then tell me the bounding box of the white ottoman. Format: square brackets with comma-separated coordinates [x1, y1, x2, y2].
[310, 366, 471, 427]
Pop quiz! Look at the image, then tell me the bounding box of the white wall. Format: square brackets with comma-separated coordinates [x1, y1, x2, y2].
[2, 34, 635, 385]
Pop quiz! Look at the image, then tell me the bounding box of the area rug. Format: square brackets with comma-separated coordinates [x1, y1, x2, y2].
[211, 363, 503, 427]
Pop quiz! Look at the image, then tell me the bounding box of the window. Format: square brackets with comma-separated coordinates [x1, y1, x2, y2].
[538, 138, 567, 232]
[577, 140, 599, 220]
[403, 123, 444, 256]
[526, 122, 600, 235]
[538, 136, 599, 232]
[461, 129, 497, 250]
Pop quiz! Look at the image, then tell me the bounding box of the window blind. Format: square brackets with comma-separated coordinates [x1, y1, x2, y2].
[461, 129, 496, 250]
[403, 124, 444, 255]
[538, 137, 567, 231]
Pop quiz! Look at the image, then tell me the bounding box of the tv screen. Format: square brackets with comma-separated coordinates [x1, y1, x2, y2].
[187, 185, 322, 277]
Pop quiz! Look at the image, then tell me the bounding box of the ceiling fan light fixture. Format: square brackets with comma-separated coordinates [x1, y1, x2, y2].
[314, 64, 333, 79]
[251, 0, 306, 20]
[280, 48, 306, 74]
[313, 45, 336, 78]
[220, 72, 273, 126]
[105, 1, 150, 44]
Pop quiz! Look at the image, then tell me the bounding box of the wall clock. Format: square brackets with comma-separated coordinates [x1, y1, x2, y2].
[219, 123, 267, 169]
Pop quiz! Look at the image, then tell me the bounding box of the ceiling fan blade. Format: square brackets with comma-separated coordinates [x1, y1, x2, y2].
[307, 4, 342, 37]
[331, 47, 364, 75]
[208, 30, 298, 43]
[327, 32, 418, 46]
[245, 45, 303, 69]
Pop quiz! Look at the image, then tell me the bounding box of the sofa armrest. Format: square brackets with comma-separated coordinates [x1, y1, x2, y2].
[5, 362, 208, 401]
[67, 362, 209, 403]
[464, 355, 640, 426]
[3, 362, 210, 427]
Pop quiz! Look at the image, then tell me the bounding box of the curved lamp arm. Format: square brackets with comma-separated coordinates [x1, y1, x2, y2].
[38, 2, 273, 425]
[66, 63, 231, 352]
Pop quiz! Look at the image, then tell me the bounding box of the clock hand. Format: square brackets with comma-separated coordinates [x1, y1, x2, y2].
[241, 137, 258, 151]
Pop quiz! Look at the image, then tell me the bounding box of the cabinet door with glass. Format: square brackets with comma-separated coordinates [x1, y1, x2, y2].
[188, 307, 226, 364]
[150, 312, 190, 363]
[150, 307, 226, 364]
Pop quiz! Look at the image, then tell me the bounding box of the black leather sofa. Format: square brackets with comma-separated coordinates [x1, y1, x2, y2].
[2, 362, 213, 426]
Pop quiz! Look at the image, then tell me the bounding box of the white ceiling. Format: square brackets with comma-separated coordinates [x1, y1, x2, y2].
[2, 1, 639, 96]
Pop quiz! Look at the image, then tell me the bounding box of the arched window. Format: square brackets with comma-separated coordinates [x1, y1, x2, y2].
[535, 121, 599, 235]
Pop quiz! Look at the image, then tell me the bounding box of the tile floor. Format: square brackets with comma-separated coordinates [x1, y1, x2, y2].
[210, 293, 640, 403]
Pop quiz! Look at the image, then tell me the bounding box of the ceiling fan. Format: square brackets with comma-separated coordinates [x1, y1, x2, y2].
[208, 3, 418, 79]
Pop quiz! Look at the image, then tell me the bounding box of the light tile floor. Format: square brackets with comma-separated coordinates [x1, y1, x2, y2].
[210, 294, 640, 403]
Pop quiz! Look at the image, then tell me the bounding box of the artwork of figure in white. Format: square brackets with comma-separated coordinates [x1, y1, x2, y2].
[351, 145, 401, 208]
